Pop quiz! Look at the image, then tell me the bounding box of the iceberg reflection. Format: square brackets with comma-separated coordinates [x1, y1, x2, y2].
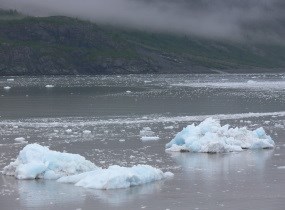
[169, 150, 273, 182]
[12, 177, 164, 208]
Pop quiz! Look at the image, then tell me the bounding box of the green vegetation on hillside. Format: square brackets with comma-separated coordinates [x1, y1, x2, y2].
[0, 9, 285, 75]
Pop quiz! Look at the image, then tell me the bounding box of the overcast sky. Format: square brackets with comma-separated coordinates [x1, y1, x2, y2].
[1, 0, 284, 42]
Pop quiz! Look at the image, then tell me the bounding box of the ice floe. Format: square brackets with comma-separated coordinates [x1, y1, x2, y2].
[14, 137, 28, 144]
[65, 129, 72, 133]
[140, 127, 159, 141]
[172, 80, 285, 90]
[141, 136, 160, 141]
[164, 126, 174, 130]
[4, 86, 11, 90]
[82, 130, 91, 134]
[1, 111, 284, 128]
[166, 118, 275, 153]
[45, 85, 54, 88]
[2, 144, 97, 179]
[2, 144, 172, 189]
[58, 165, 173, 189]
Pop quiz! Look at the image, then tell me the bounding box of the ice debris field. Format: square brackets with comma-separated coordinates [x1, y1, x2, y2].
[166, 118, 275, 153]
[1, 117, 276, 189]
[2, 144, 172, 189]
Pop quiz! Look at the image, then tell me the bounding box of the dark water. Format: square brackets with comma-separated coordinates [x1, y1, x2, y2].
[0, 74, 285, 210]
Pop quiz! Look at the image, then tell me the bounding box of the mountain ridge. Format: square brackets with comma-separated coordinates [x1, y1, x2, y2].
[0, 9, 285, 75]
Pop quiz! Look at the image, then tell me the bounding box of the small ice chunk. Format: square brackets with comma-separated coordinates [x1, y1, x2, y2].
[164, 126, 174, 130]
[2, 144, 98, 179]
[14, 137, 27, 144]
[274, 123, 284, 128]
[166, 117, 275, 153]
[247, 80, 257, 84]
[4, 86, 11, 90]
[277, 166, 285, 169]
[83, 130, 91, 134]
[140, 127, 159, 141]
[126, 90, 132, 93]
[140, 127, 155, 137]
[58, 165, 173, 189]
[141, 136, 160, 141]
[45, 85, 54, 88]
[7, 78, 14, 82]
[119, 139, 125, 142]
[65, 129, 72, 133]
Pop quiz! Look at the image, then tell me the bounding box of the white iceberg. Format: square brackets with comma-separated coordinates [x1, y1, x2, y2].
[82, 130, 91, 134]
[65, 129, 72, 133]
[140, 127, 159, 141]
[164, 126, 174, 130]
[45, 85, 54, 88]
[165, 118, 275, 153]
[2, 144, 97, 179]
[14, 137, 28, 144]
[3, 144, 173, 189]
[140, 127, 155, 136]
[141, 136, 160, 141]
[58, 165, 173, 190]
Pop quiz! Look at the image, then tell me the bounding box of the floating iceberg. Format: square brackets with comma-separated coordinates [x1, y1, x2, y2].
[3, 144, 172, 189]
[140, 127, 155, 136]
[141, 136, 160, 141]
[82, 130, 91, 134]
[45, 85, 54, 88]
[58, 165, 173, 190]
[14, 137, 28, 144]
[165, 118, 275, 153]
[2, 144, 97, 179]
[140, 127, 159, 141]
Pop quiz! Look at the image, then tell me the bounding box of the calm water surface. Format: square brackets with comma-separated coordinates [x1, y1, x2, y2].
[0, 74, 285, 210]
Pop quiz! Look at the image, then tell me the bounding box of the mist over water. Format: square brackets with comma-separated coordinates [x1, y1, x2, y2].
[1, 0, 285, 42]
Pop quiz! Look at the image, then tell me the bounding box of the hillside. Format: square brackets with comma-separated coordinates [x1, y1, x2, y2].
[0, 9, 285, 75]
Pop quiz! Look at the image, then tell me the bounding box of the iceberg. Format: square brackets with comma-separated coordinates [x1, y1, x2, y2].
[2, 144, 98, 179]
[14, 137, 28, 144]
[45, 85, 54, 88]
[58, 165, 173, 190]
[141, 136, 160, 141]
[3, 144, 173, 189]
[140, 127, 159, 141]
[140, 127, 155, 137]
[82, 130, 92, 134]
[166, 118, 275, 153]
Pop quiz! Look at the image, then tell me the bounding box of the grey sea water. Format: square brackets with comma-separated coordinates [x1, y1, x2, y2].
[0, 74, 285, 210]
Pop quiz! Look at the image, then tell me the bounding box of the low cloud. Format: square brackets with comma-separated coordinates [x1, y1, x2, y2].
[1, 0, 284, 42]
